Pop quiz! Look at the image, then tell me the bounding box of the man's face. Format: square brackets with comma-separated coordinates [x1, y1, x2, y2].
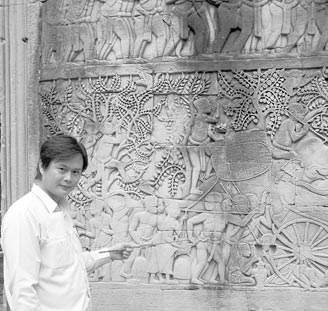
[39, 154, 83, 204]
[204, 201, 217, 211]
[242, 249, 251, 258]
[110, 196, 126, 211]
[147, 203, 165, 214]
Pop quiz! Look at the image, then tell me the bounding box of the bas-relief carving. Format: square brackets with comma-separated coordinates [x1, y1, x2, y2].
[40, 0, 328, 64]
[39, 67, 328, 289]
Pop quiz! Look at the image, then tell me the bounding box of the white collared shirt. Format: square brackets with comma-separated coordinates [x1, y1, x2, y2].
[1, 184, 110, 311]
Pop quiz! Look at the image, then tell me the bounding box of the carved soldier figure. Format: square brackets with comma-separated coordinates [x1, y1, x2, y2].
[186, 192, 258, 285]
[208, 0, 254, 54]
[186, 98, 219, 195]
[272, 103, 310, 160]
[133, 0, 168, 58]
[156, 200, 186, 284]
[165, 0, 210, 57]
[272, 103, 327, 162]
[87, 121, 122, 194]
[41, 0, 66, 63]
[107, 193, 136, 280]
[98, 0, 135, 60]
[229, 243, 258, 285]
[62, 0, 99, 61]
[283, 0, 328, 54]
[89, 199, 114, 281]
[128, 196, 166, 283]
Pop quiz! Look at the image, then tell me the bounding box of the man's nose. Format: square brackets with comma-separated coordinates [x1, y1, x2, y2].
[64, 171, 72, 181]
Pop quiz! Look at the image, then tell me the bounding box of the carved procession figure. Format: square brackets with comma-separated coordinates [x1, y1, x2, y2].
[186, 192, 259, 285]
[185, 98, 219, 195]
[165, 0, 210, 57]
[97, 0, 135, 60]
[133, 0, 168, 58]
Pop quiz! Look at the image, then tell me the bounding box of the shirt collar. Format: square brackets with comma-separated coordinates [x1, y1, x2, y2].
[31, 184, 62, 213]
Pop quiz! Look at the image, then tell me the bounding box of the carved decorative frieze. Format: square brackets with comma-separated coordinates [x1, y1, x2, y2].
[40, 0, 328, 65]
[40, 66, 328, 289]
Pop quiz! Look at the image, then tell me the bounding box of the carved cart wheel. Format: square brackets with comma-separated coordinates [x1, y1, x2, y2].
[268, 219, 328, 287]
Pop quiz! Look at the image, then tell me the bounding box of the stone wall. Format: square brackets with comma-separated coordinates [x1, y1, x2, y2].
[0, 0, 42, 212]
[38, 0, 328, 292]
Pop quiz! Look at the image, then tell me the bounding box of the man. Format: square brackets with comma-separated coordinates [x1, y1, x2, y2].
[1, 135, 133, 311]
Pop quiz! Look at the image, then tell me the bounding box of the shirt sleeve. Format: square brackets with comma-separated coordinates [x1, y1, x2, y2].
[1, 207, 42, 311]
[81, 248, 112, 272]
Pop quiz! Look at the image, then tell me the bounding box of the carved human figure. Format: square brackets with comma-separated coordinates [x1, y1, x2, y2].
[295, 137, 328, 192]
[254, 233, 276, 278]
[107, 194, 131, 245]
[272, 103, 327, 171]
[79, 122, 98, 182]
[133, 0, 168, 58]
[186, 98, 219, 195]
[107, 193, 135, 279]
[165, 0, 209, 57]
[128, 196, 166, 283]
[156, 201, 186, 284]
[313, 0, 328, 53]
[278, 0, 311, 53]
[62, 0, 99, 62]
[272, 103, 310, 161]
[90, 201, 113, 250]
[290, 259, 328, 289]
[87, 121, 120, 189]
[97, 0, 134, 60]
[69, 205, 95, 247]
[209, 0, 254, 53]
[87, 120, 130, 193]
[283, 0, 328, 54]
[41, 0, 65, 64]
[229, 243, 258, 285]
[204, 120, 226, 179]
[240, 190, 273, 243]
[81, 208, 96, 251]
[186, 192, 258, 285]
[261, 0, 294, 51]
[89, 199, 114, 281]
[230, 1, 255, 53]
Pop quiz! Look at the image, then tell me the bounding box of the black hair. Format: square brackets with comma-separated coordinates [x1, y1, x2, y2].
[35, 134, 88, 180]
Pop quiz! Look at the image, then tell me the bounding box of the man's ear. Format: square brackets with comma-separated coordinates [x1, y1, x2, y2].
[39, 162, 44, 175]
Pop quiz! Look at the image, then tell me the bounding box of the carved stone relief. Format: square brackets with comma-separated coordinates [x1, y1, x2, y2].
[40, 0, 328, 64]
[39, 66, 328, 289]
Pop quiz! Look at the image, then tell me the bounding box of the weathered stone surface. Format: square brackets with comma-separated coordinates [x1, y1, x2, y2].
[0, 0, 42, 210]
[90, 283, 328, 311]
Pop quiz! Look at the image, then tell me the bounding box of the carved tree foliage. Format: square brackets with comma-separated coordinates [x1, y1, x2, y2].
[219, 69, 290, 140]
[40, 72, 211, 199]
[297, 73, 328, 138]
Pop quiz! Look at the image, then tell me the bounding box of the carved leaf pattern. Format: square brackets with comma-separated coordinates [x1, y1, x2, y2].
[298, 75, 328, 137]
[219, 69, 289, 138]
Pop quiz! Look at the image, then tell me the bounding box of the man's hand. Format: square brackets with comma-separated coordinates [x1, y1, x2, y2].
[107, 243, 134, 261]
